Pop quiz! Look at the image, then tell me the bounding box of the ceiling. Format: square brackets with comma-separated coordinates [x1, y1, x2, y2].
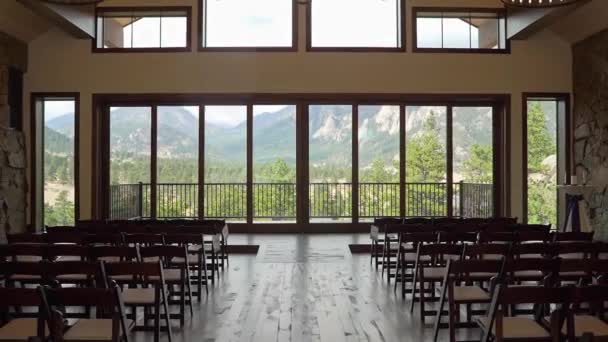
[0, 1, 50, 43]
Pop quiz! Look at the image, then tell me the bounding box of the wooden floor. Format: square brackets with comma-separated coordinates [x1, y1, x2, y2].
[134, 234, 479, 342]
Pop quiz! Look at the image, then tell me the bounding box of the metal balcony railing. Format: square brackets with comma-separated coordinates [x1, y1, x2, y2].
[109, 181, 493, 220]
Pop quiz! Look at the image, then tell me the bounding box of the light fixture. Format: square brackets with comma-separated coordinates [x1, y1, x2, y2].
[42, 0, 104, 4]
[501, 0, 582, 8]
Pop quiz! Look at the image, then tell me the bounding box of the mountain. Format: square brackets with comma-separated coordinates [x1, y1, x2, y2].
[108, 105, 493, 167]
[44, 126, 73, 155]
[46, 113, 75, 138]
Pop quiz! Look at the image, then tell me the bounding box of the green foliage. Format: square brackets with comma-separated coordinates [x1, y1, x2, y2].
[44, 191, 74, 226]
[406, 112, 447, 183]
[526, 102, 558, 225]
[461, 144, 493, 183]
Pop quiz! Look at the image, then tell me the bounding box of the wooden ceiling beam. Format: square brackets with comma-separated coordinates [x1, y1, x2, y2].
[17, 0, 95, 39]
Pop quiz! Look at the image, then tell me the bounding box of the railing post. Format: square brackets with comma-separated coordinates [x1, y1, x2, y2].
[459, 181, 464, 218]
[137, 182, 143, 219]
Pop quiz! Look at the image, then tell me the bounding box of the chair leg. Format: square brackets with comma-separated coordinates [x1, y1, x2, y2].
[410, 263, 419, 313]
[433, 281, 449, 342]
[160, 286, 173, 342]
[154, 294, 160, 342]
[185, 271, 194, 316]
[370, 240, 375, 265]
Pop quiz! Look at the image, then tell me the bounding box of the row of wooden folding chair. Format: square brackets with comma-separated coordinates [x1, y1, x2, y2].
[406, 242, 608, 325]
[0, 260, 175, 342]
[0, 286, 133, 342]
[479, 285, 608, 342]
[432, 257, 608, 342]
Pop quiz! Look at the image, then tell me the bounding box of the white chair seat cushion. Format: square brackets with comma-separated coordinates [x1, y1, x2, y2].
[565, 315, 608, 338]
[0, 318, 48, 341]
[422, 267, 446, 280]
[63, 319, 132, 341]
[478, 317, 550, 339]
[452, 286, 490, 302]
[122, 288, 156, 305]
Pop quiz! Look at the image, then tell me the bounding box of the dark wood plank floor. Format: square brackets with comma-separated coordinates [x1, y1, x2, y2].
[134, 234, 479, 342]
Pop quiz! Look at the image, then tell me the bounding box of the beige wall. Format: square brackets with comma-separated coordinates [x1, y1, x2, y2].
[23, 0, 573, 222]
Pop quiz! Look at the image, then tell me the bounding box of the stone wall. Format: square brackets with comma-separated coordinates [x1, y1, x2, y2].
[573, 29, 608, 240]
[0, 33, 27, 243]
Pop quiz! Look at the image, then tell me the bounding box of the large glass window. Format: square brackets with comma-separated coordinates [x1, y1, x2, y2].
[157, 106, 199, 218]
[452, 107, 494, 217]
[204, 106, 247, 222]
[38, 99, 77, 226]
[309, 105, 352, 222]
[109, 107, 152, 219]
[415, 9, 507, 51]
[96, 8, 190, 51]
[310, 0, 403, 49]
[526, 100, 559, 226]
[358, 105, 400, 220]
[253, 105, 297, 222]
[201, 0, 294, 48]
[405, 106, 447, 217]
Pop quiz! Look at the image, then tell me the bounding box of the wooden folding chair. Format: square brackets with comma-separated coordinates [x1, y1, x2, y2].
[410, 243, 464, 323]
[517, 231, 552, 244]
[0, 287, 47, 342]
[45, 261, 107, 290]
[40, 285, 133, 342]
[139, 246, 194, 326]
[438, 232, 478, 245]
[4, 243, 47, 263]
[371, 217, 402, 269]
[164, 233, 210, 300]
[510, 242, 555, 260]
[510, 223, 552, 233]
[103, 261, 171, 342]
[433, 259, 503, 342]
[395, 230, 436, 295]
[478, 285, 572, 342]
[46, 230, 85, 245]
[567, 286, 608, 340]
[462, 243, 510, 261]
[384, 222, 428, 283]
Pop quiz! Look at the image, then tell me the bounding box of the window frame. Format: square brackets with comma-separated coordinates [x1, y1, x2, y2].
[93, 6, 193, 53]
[412, 7, 510, 54]
[198, 0, 298, 52]
[30, 92, 80, 229]
[306, 0, 406, 52]
[521, 93, 572, 225]
[93, 93, 509, 231]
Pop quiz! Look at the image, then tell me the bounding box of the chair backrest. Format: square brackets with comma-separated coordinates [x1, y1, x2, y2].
[139, 245, 188, 262]
[388, 223, 427, 235]
[509, 242, 555, 259]
[500, 257, 561, 285]
[103, 261, 163, 279]
[46, 230, 84, 244]
[4, 243, 47, 261]
[89, 246, 140, 262]
[124, 233, 165, 246]
[445, 259, 504, 284]
[437, 232, 477, 244]
[85, 233, 124, 246]
[45, 261, 107, 288]
[6, 233, 46, 244]
[477, 231, 517, 244]
[0, 261, 50, 282]
[163, 233, 205, 246]
[462, 243, 510, 260]
[510, 223, 552, 233]
[555, 242, 597, 259]
[449, 222, 482, 233]
[40, 285, 129, 342]
[483, 285, 574, 342]
[46, 244, 89, 261]
[554, 231, 594, 242]
[417, 243, 464, 263]
[0, 287, 45, 338]
[517, 231, 552, 243]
